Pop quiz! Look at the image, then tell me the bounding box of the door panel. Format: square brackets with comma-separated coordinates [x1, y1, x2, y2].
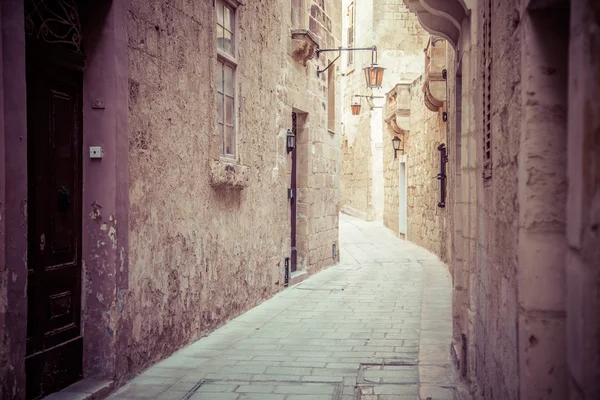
[26, 43, 83, 399]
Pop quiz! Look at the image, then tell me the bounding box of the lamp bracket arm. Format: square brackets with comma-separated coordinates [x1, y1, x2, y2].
[317, 53, 341, 76]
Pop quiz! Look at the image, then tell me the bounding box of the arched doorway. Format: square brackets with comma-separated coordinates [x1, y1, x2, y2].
[24, 1, 84, 397]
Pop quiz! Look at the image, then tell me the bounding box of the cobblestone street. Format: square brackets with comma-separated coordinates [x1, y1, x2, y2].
[108, 214, 455, 400]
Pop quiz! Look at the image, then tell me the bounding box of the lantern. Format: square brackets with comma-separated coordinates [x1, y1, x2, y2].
[286, 129, 296, 153]
[392, 136, 402, 159]
[363, 64, 385, 88]
[351, 101, 361, 115]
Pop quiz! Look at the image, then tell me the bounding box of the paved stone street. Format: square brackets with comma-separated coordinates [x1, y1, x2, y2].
[108, 214, 455, 400]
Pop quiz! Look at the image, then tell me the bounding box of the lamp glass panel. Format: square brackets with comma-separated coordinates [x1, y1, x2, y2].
[376, 68, 384, 86]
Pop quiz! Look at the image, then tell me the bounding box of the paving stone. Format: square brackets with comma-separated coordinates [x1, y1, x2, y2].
[273, 384, 334, 394]
[111, 384, 171, 398]
[189, 393, 239, 400]
[235, 385, 275, 393]
[106, 215, 458, 400]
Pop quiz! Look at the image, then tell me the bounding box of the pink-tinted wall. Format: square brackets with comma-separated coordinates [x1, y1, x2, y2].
[80, 0, 130, 381]
[0, 1, 28, 398]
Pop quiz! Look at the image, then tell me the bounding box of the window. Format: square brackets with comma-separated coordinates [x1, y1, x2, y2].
[347, 3, 355, 67]
[216, 0, 237, 158]
[482, 0, 492, 182]
[291, 0, 305, 28]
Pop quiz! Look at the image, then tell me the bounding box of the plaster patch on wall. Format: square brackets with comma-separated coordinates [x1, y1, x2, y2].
[108, 227, 117, 249]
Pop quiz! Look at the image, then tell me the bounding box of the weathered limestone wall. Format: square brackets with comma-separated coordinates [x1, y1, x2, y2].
[340, 116, 372, 220]
[472, 2, 521, 398]
[404, 76, 447, 260]
[518, 4, 570, 398]
[446, 10, 479, 388]
[126, 0, 341, 379]
[127, 0, 285, 376]
[566, 1, 600, 398]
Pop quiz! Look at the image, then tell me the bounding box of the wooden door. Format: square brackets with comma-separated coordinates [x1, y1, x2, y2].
[25, 42, 84, 400]
[290, 112, 298, 273]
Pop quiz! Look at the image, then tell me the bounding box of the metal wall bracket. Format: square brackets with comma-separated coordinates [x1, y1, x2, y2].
[316, 46, 378, 76]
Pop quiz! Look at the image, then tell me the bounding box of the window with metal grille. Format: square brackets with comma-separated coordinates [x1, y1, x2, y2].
[482, 0, 492, 182]
[347, 3, 355, 67]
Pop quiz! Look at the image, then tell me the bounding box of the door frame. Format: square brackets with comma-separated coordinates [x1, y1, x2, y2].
[290, 112, 298, 273]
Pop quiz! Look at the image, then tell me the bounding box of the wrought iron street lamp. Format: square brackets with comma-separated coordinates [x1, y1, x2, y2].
[363, 48, 385, 88]
[351, 101, 361, 115]
[286, 129, 296, 153]
[392, 136, 402, 159]
[316, 46, 384, 89]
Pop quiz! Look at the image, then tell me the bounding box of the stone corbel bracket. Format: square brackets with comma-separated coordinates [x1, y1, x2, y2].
[402, 0, 469, 50]
[209, 160, 249, 189]
[423, 36, 447, 112]
[291, 29, 319, 66]
[384, 83, 411, 134]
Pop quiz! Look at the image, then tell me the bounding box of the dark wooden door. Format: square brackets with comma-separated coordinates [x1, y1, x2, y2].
[290, 113, 298, 273]
[26, 42, 84, 400]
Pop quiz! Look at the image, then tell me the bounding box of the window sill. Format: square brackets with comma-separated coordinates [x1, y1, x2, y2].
[209, 159, 249, 189]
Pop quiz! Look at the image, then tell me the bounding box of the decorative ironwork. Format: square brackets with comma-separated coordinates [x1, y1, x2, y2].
[437, 144, 448, 208]
[25, 0, 82, 53]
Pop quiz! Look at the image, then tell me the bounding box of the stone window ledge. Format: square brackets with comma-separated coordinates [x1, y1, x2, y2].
[209, 159, 249, 190]
[291, 29, 319, 66]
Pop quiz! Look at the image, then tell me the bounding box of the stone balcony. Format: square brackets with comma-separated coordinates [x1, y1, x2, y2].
[423, 36, 447, 112]
[402, 0, 470, 49]
[384, 83, 411, 135]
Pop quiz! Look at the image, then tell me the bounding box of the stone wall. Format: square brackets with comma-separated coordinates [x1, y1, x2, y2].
[566, 1, 600, 397]
[404, 76, 447, 260]
[472, 1, 522, 398]
[125, 0, 341, 380]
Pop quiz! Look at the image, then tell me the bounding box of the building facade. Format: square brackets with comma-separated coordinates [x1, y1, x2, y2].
[387, 0, 600, 398]
[0, 0, 341, 398]
[340, 0, 427, 221]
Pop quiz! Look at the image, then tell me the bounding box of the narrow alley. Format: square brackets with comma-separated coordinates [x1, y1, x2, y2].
[105, 214, 455, 400]
[2, 1, 599, 399]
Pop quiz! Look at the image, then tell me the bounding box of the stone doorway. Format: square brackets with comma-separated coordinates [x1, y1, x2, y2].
[290, 110, 309, 281]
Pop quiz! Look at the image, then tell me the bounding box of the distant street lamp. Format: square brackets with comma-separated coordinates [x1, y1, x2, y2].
[286, 129, 296, 153]
[351, 95, 384, 115]
[392, 136, 402, 159]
